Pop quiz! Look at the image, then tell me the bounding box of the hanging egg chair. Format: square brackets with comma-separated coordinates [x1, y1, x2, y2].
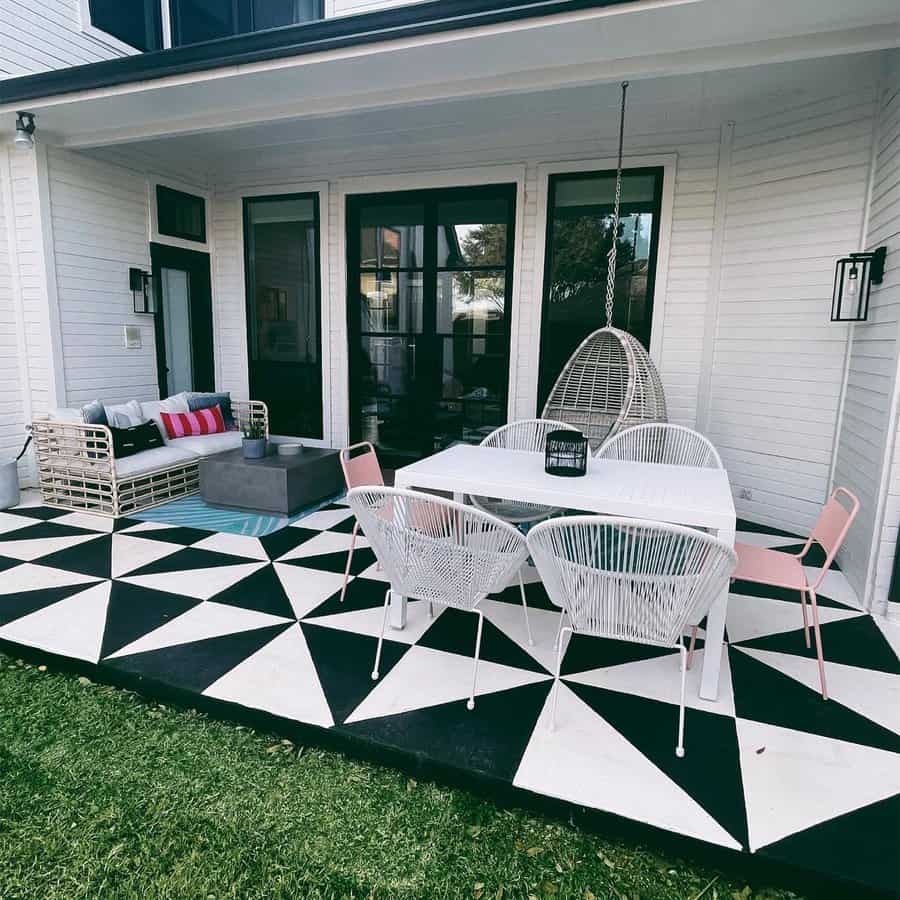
[542, 82, 667, 451]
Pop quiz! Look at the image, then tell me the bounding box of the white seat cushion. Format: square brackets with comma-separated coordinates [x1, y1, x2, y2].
[114, 446, 198, 478]
[167, 431, 242, 457]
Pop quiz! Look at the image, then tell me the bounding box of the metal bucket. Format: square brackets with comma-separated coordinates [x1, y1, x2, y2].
[0, 459, 20, 510]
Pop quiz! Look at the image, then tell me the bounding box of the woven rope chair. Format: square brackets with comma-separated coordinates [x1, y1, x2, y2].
[347, 486, 532, 710]
[527, 515, 735, 757]
[469, 418, 574, 525]
[595, 423, 722, 469]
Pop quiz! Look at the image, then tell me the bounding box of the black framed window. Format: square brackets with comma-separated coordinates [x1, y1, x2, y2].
[538, 167, 664, 410]
[244, 193, 322, 438]
[170, 0, 322, 46]
[88, 0, 162, 51]
[157, 186, 207, 243]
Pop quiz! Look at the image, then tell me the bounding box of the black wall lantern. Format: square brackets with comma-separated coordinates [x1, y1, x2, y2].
[831, 247, 887, 322]
[129, 267, 154, 314]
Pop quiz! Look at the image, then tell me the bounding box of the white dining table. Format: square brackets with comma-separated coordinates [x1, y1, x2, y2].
[391, 443, 736, 701]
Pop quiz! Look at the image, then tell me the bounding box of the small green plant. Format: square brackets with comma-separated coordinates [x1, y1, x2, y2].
[242, 420, 266, 440]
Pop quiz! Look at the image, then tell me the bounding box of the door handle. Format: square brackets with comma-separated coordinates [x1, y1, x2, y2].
[408, 338, 416, 381]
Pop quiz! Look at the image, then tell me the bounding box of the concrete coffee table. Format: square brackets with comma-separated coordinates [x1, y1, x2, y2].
[199, 447, 343, 516]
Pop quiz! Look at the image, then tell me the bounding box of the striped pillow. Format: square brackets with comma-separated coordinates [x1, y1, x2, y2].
[160, 404, 226, 440]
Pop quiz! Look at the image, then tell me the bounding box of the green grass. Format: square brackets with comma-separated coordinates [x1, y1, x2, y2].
[0, 653, 801, 900]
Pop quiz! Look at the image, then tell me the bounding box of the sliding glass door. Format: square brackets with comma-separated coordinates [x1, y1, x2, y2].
[244, 193, 322, 437]
[347, 185, 516, 465]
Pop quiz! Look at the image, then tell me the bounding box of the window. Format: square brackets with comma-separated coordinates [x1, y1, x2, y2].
[170, 0, 322, 46]
[538, 168, 664, 410]
[156, 185, 207, 244]
[88, 0, 162, 51]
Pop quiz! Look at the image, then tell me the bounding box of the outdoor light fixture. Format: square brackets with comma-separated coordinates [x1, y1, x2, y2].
[832, 247, 887, 322]
[129, 267, 154, 314]
[544, 429, 589, 477]
[14, 112, 35, 150]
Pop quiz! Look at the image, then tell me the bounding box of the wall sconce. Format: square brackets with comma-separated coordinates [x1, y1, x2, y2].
[14, 111, 35, 150]
[832, 247, 887, 322]
[129, 267, 154, 314]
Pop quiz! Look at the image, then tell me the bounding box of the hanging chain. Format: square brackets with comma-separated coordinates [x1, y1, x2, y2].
[605, 81, 629, 328]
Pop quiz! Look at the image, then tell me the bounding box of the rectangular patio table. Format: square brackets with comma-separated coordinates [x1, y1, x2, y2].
[391, 443, 736, 702]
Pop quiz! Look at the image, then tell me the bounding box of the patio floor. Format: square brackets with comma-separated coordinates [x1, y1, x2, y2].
[0, 498, 898, 896]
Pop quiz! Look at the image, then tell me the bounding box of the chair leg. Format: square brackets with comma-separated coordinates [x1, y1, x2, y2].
[550, 626, 572, 732]
[340, 522, 359, 603]
[518, 570, 534, 646]
[686, 626, 698, 670]
[371, 588, 391, 680]
[799, 588, 811, 648]
[554, 608, 568, 650]
[676, 642, 687, 758]
[809, 587, 828, 700]
[467, 611, 485, 711]
[428, 601, 434, 620]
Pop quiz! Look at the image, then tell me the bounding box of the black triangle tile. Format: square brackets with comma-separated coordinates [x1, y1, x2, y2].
[259, 526, 321, 561]
[127, 546, 260, 577]
[735, 615, 899, 675]
[302, 576, 389, 619]
[10, 506, 69, 521]
[0, 521, 99, 542]
[561, 632, 677, 676]
[38, 534, 112, 579]
[0, 555, 20, 574]
[490, 578, 557, 612]
[567, 682, 748, 849]
[301, 622, 408, 724]
[729, 647, 900, 754]
[120, 525, 210, 546]
[114, 516, 147, 532]
[730, 578, 854, 611]
[758, 794, 900, 897]
[341, 679, 552, 782]
[103, 621, 292, 693]
[328, 515, 362, 535]
[736, 518, 803, 540]
[0, 582, 94, 627]
[418, 607, 548, 675]
[282, 547, 376, 577]
[208, 563, 296, 619]
[101, 582, 200, 659]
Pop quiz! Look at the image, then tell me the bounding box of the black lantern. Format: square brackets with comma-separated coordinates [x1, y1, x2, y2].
[831, 247, 887, 322]
[545, 429, 588, 477]
[130, 267, 154, 314]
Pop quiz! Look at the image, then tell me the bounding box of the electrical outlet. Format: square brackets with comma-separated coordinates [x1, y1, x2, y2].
[739, 488, 753, 501]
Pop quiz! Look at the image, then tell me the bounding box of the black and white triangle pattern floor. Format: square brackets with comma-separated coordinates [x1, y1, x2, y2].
[0, 500, 898, 895]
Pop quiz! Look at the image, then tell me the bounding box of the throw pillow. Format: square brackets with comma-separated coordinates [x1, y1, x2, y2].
[110, 420, 165, 459]
[105, 400, 145, 429]
[80, 399, 108, 426]
[160, 404, 226, 440]
[187, 392, 234, 428]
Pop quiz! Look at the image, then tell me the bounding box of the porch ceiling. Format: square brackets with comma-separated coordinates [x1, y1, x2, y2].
[2, 0, 898, 152]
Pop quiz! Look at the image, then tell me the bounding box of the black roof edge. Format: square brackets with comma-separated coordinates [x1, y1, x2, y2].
[2, 0, 634, 106]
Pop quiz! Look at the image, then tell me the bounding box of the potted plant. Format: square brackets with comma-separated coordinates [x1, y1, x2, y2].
[242, 420, 267, 459]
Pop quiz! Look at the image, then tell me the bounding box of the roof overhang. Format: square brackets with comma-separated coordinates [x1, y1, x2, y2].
[1, 0, 898, 150]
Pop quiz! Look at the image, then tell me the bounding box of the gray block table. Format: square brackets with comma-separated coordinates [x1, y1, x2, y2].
[199, 447, 343, 516]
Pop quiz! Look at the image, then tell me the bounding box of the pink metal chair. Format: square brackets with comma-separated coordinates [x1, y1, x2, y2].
[339, 442, 385, 602]
[688, 487, 859, 699]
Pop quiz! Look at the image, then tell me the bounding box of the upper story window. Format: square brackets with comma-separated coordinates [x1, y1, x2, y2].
[170, 0, 323, 46]
[88, 0, 163, 51]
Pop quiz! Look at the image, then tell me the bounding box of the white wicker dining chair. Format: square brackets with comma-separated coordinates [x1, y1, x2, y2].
[469, 418, 575, 525]
[595, 423, 723, 469]
[346, 486, 532, 710]
[526, 516, 736, 757]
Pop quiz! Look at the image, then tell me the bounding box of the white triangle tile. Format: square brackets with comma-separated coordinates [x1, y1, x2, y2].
[344, 644, 549, 723]
[118, 520, 177, 534]
[726, 592, 862, 645]
[356, 561, 389, 583]
[0, 580, 110, 662]
[735, 531, 801, 549]
[204, 623, 334, 728]
[111, 534, 185, 578]
[805, 568, 861, 610]
[309, 598, 439, 645]
[480, 598, 565, 673]
[293, 507, 355, 531]
[52, 512, 115, 533]
[106, 600, 291, 659]
[874, 615, 900, 661]
[120, 561, 267, 600]
[514, 682, 742, 850]
[277, 530, 367, 562]
[736, 717, 900, 851]
[191, 532, 269, 561]
[0, 563, 100, 594]
[0, 511, 39, 535]
[0, 531, 103, 562]
[273, 563, 350, 618]
[736, 647, 900, 735]
[566, 647, 735, 717]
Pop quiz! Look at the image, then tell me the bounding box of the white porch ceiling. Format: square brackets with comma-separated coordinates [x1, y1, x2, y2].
[2, 0, 898, 151]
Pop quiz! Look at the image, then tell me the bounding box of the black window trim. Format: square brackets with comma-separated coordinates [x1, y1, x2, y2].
[156, 183, 208, 244]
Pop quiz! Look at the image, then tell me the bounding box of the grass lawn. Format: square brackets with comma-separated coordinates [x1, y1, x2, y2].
[0, 652, 801, 900]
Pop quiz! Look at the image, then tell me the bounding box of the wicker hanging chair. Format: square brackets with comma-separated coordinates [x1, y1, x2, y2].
[541, 82, 667, 451]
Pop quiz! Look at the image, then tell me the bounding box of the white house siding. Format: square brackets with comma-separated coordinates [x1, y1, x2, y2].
[0, 0, 131, 78]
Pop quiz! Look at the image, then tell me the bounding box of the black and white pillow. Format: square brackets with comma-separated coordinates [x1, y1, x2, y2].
[109, 421, 165, 459]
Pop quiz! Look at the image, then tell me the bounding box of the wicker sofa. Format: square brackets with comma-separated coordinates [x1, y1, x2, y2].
[31, 398, 268, 517]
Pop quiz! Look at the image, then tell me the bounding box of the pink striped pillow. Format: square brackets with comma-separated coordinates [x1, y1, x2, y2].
[160, 404, 226, 440]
